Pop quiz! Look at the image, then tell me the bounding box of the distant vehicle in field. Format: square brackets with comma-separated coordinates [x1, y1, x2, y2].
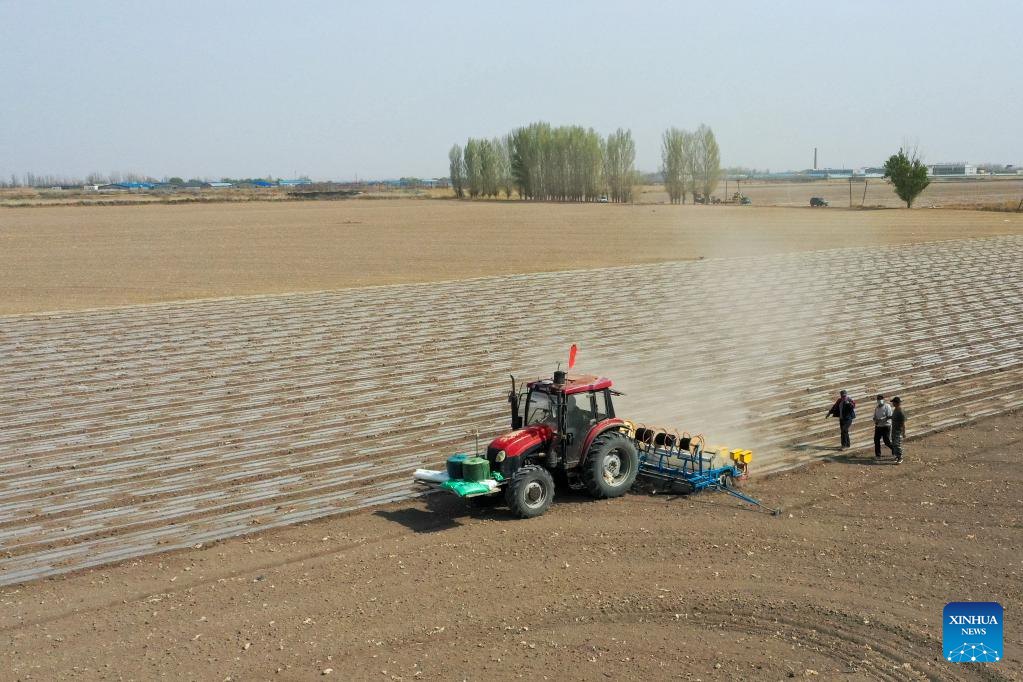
[598, 194, 609, 203]
[810, 197, 829, 207]
[739, 196, 752, 205]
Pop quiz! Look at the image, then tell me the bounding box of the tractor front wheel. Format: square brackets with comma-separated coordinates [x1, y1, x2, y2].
[582, 431, 640, 499]
[505, 465, 555, 519]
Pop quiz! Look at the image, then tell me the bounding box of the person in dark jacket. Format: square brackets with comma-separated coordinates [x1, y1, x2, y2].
[890, 396, 906, 464]
[825, 389, 856, 449]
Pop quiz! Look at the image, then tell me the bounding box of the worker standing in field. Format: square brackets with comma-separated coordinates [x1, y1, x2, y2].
[825, 389, 856, 449]
[872, 394, 894, 459]
[890, 396, 906, 464]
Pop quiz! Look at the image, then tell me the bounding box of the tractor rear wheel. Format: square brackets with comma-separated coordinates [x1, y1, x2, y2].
[505, 465, 555, 519]
[582, 431, 640, 499]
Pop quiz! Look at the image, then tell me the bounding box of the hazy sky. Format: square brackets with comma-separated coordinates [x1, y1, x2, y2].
[2, 0, 1020, 180]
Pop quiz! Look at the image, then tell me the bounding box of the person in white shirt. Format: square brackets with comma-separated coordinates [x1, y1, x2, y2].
[872, 394, 894, 459]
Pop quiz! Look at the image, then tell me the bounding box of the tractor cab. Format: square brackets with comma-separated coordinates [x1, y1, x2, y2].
[509, 370, 619, 469]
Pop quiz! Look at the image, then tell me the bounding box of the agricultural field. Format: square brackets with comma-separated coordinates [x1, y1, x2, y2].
[1, 201, 1022, 677]
[641, 177, 1023, 209]
[3, 414, 1019, 680]
[2, 233, 1022, 586]
[2, 199, 1023, 314]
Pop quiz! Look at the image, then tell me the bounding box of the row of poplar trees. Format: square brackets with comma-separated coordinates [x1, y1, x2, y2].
[448, 122, 638, 202]
[661, 124, 722, 204]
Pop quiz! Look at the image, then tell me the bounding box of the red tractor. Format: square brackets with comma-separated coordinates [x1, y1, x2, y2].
[415, 370, 640, 517]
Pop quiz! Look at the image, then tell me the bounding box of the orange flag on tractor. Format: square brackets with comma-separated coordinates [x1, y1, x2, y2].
[568, 344, 578, 369]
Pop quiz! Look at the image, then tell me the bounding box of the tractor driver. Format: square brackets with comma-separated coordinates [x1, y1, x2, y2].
[566, 394, 595, 433]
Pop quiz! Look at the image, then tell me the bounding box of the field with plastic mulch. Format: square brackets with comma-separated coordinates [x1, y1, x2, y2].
[1, 235, 1021, 585]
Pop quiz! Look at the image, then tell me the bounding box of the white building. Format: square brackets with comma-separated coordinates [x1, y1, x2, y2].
[929, 163, 977, 176]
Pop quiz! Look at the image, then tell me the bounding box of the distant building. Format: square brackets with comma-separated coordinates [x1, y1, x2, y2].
[97, 182, 155, 191]
[929, 163, 976, 176]
[278, 178, 313, 187]
[203, 181, 234, 189]
[807, 168, 853, 179]
[398, 177, 443, 188]
[854, 167, 886, 178]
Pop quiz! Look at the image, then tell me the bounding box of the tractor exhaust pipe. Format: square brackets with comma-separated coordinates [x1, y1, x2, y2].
[509, 375, 522, 430]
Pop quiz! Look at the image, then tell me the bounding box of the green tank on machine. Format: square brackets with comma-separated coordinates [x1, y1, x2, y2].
[446, 454, 471, 479]
[460, 457, 491, 482]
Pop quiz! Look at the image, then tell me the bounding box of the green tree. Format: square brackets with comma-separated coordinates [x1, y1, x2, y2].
[661, 128, 687, 204]
[448, 144, 465, 198]
[456, 122, 607, 202]
[509, 122, 552, 200]
[604, 128, 636, 203]
[477, 138, 499, 197]
[495, 136, 513, 198]
[464, 138, 482, 198]
[681, 130, 699, 203]
[694, 124, 721, 201]
[883, 148, 930, 208]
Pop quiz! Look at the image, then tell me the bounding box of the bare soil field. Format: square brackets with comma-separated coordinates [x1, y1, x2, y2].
[2, 202, 1021, 679]
[2, 236, 1021, 587]
[2, 200, 1022, 315]
[2, 412, 1019, 681]
[638, 177, 1023, 209]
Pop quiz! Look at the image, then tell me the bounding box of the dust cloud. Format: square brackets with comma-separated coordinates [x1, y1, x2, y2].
[523, 248, 866, 460]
